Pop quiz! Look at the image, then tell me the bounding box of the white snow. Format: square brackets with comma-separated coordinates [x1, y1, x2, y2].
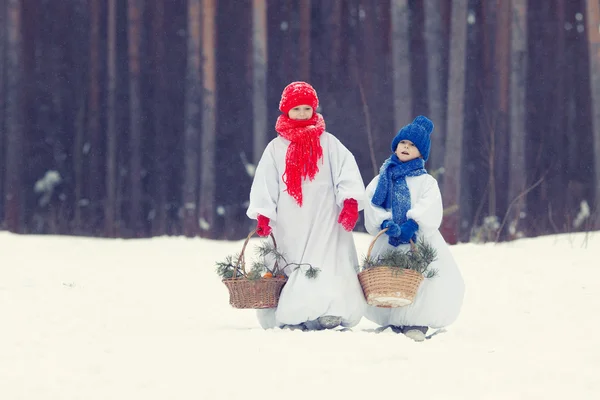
[1, 230, 599, 399]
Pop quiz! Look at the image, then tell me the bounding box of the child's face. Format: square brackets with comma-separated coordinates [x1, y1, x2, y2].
[395, 139, 421, 162]
[288, 105, 314, 120]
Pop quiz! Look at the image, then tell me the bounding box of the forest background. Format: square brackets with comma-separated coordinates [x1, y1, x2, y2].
[1, 0, 600, 244]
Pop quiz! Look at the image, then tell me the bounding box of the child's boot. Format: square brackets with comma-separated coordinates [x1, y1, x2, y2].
[317, 315, 342, 329]
[402, 326, 428, 342]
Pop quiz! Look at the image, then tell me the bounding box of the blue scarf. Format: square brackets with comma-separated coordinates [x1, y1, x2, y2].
[371, 155, 427, 244]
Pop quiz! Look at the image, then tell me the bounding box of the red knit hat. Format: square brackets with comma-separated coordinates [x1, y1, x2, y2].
[278, 81, 319, 114]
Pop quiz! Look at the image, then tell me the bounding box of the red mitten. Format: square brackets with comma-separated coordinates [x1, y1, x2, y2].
[338, 198, 359, 231]
[256, 214, 272, 237]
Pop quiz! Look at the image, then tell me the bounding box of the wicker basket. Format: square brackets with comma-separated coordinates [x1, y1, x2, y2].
[358, 228, 424, 308]
[222, 230, 287, 309]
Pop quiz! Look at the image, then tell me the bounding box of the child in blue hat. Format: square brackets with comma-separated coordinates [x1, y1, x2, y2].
[363, 116, 465, 341]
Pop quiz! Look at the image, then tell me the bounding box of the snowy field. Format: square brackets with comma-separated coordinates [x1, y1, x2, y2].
[1, 230, 599, 400]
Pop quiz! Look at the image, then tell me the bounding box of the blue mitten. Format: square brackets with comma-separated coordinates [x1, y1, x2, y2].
[399, 219, 419, 243]
[381, 220, 401, 237]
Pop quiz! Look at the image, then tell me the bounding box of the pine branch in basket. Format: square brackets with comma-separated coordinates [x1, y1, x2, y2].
[215, 254, 244, 279]
[215, 241, 320, 280]
[360, 240, 439, 278]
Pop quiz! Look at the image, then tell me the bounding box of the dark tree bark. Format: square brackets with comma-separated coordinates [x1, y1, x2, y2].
[199, 0, 217, 237]
[183, 0, 201, 236]
[507, 0, 528, 236]
[252, 0, 268, 166]
[150, 0, 168, 236]
[440, 0, 468, 244]
[299, 0, 311, 81]
[391, 0, 412, 131]
[0, 0, 6, 225]
[127, 0, 144, 236]
[88, 0, 102, 230]
[424, 0, 446, 172]
[4, 0, 23, 232]
[587, 0, 600, 224]
[105, 0, 118, 236]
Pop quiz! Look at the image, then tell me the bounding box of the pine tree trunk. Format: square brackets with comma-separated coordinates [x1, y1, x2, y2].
[105, 0, 118, 237]
[183, 0, 201, 237]
[0, 0, 6, 225]
[391, 0, 411, 131]
[587, 0, 600, 225]
[252, 0, 267, 165]
[88, 0, 102, 231]
[299, 0, 311, 81]
[199, 0, 216, 237]
[440, 0, 468, 244]
[127, 0, 144, 236]
[4, 0, 23, 232]
[151, 0, 168, 236]
[424, 0, 446, 171]
[493, 0, 511, 228]
[508, 0, 528, 236]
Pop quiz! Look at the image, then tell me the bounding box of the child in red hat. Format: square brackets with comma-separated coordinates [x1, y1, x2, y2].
[363, 116, 465, 341]
[247, 81, 366, 331]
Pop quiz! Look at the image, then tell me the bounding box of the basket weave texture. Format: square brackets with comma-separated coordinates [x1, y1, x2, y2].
[222, 230, 287, 309]
[358, 228, 424, 308]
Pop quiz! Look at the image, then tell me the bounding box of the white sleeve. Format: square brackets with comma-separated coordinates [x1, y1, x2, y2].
[406, 176, 443, 234]
[246, 142, 280, 222]
[363, 175, 393, 236]
[328, 134, 366, 210]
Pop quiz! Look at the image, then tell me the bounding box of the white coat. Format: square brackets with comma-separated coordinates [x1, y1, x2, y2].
[363, 173, 465, 328]
[247, 132, 367, 328]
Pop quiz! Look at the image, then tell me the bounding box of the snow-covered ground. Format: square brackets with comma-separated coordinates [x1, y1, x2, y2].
[1, 230, 598, 399]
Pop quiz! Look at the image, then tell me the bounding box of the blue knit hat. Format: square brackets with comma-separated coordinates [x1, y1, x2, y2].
[391, 115, 434, 161]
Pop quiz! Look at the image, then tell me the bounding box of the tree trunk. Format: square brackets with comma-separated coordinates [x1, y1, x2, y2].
[88, 0, 102, 231]
[492, 0, 511, 227]
[0, 0, 6, 225]
[4, 0, 23, 232]
[299, 0, 311, 81]
[587, 0, 600, 225]
[151, 0, 168, 236]
[424, 0, 445, 171]
[391, 0, 411, 130]
[105, 0, 118, 237]
[183, 0, 201, 237]
[440, 0, 468, 244]
[199, 0, 217, 237]
[252, 0, 267, 166]
[508, 0, 528, 237]
[127, 0, 144, 236]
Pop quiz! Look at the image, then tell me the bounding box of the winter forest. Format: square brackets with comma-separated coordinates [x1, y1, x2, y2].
[1, 0, 600, 243]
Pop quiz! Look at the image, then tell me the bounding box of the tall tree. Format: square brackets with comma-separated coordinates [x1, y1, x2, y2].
[151, 0, 168, 236]
[587, 0, 600, 224]
[508, 0, 528, 235]
[183, 0, 201, 236]
[88, 0, 102, 230]
[424, 0, 446, 172]
[252, 0, 267, 166]
[105, 0, 118, 236]
[199, 0, 217, 237]
[391, 0, 412, 131]
[0, 0, 6, 224]
[128, 0, 144, 235]
[492, 0, 511, 223]
[4, 0, 23, 232]
[299, 0, 311, 81]
[440, 0, 468, 244]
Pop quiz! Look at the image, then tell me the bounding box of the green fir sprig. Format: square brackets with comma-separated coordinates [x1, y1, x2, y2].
[216, 240, 320, 280]
[360, 240, 439, 279]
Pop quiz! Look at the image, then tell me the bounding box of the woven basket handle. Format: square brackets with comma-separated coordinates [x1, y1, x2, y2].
[366, 227, 416, 260]
[233, 230, 277, 279]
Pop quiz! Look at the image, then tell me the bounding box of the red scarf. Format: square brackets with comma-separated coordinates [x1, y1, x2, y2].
[275, 113, 325, 206]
